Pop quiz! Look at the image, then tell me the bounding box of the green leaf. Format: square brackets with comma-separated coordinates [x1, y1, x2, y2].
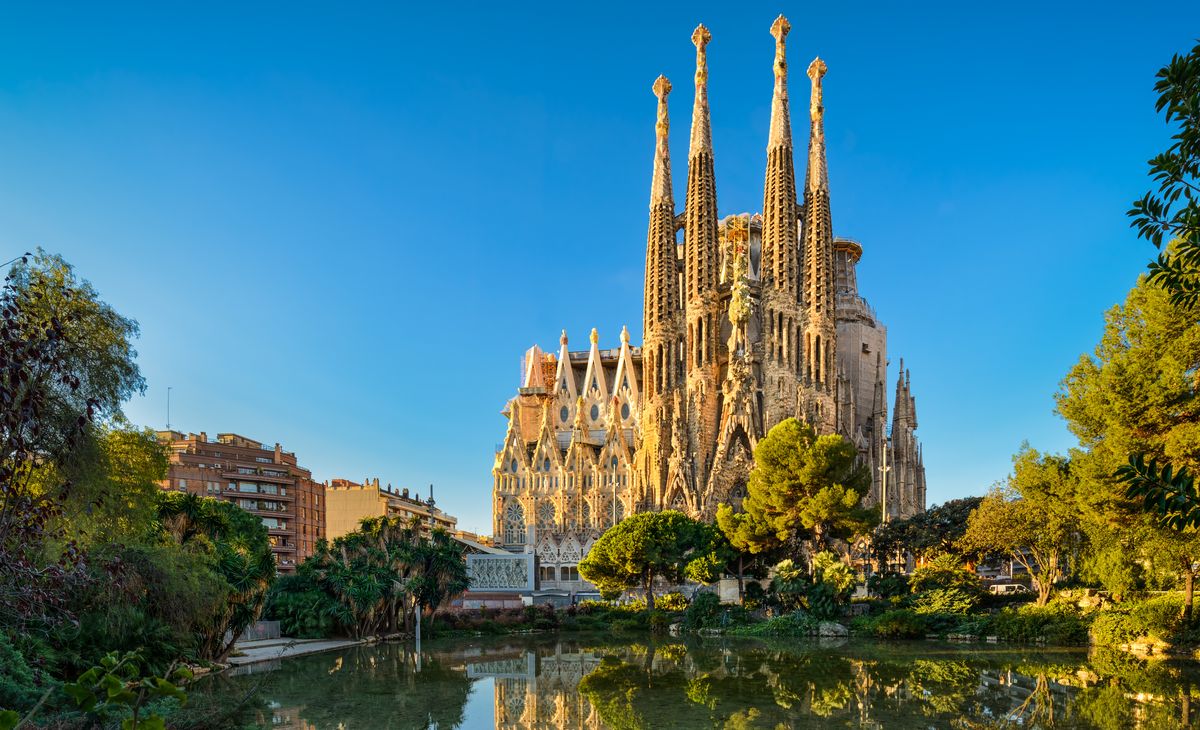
[0, 710, 20, 730]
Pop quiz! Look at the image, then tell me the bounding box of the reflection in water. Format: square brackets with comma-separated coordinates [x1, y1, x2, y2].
[189, 635, 1200, 728]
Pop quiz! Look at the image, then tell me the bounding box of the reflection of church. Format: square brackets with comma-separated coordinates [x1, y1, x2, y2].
[469, 649, 604, 729]
[491, 17, 926, 593]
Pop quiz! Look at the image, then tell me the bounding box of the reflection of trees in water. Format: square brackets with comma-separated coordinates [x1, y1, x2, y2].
[570, 640, 1200, 729]
[187, 636, 1200, 729]
[197, 644, 471, 729]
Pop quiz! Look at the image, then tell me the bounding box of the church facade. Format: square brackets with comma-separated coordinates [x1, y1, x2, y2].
[491, 17, 925, 592]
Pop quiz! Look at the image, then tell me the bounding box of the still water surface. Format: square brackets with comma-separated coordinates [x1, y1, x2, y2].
[190, 634, 1200, 728]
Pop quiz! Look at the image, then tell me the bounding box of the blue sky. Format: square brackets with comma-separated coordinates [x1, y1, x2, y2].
[1, 2, 1196, 536]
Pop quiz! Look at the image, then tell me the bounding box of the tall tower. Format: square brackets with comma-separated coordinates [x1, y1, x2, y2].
[801, 56, 837, 429]
[640, 75, 684, 508]
[683, 24, 722, 497]
[759, 15, 803, 428]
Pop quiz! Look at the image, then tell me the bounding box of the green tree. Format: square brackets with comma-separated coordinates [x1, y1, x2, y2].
[301, 517, 468, 638]
[717, 419, 871, 558]
[578, 511, 722, 609]
[1, 251, 143, 636]
[1057, 275, 1200, 617]
[958, 449, 1080, 606]
[871, 497, 984, 566]
[1129, 41, 1200, 307]
[155, 492, 275, 660]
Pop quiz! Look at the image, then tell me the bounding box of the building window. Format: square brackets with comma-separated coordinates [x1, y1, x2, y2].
[503, 501, 526, 545]
[621, 402, 630, 420]
[590, 404, 600, 421]
[539, 566, 556, 582]
[178, 479, 188, 490]
[560, 406, 569, 422]
[560, 566, 579, 581]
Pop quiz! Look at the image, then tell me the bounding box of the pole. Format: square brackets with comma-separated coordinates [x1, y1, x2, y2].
[879, 434, 891, 524]
[414, 602, 422, 671]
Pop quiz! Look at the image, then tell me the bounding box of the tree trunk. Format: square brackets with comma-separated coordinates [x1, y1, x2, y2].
[737, 555, 745, 603]
[644, 572, 656, 610]
[1183, 560, 1194, 623]
[1036, 577, 1051, 607]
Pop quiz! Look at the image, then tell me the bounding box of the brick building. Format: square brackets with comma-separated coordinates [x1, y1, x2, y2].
[156, 430, 325, 572]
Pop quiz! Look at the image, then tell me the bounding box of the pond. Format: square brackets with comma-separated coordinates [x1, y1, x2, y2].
[188, 634, 1200, 728]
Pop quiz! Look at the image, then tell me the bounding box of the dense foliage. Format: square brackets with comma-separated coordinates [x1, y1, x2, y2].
[267, 517, 468, 639]
[716, 418, 872, 559]
[578, 511, 726, 609]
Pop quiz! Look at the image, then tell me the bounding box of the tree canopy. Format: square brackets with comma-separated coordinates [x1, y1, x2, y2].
[717, 418, 872, 559]
[958, 448, 1081, 606]
[579, 511, 725, 609]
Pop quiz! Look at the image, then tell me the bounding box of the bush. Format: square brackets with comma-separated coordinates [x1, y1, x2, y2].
[727, 611, 816, 637]
[987, 604, 1089, 645]
[683, 593, 723, 631]
[1090, 595, 1197, 648]
[0, 633, 45, 712]
[911, 587, 979, 615]
[657, 592, 689, 612]
[866, 610, 927, 639]
[867, 572, 909, 600]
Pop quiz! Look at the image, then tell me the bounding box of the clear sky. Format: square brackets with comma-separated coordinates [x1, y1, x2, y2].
[1, 2, 1196, 536]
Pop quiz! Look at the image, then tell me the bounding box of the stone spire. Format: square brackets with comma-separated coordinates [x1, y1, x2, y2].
[761, 15, 800, 299]
[643, 74, 683, 390]
[759, 15, 803, 427]
[640, 74, 684, 511]
[685, 24, 719, 306]
[802, 56, 836, 389]
[683, 24, 721, 493]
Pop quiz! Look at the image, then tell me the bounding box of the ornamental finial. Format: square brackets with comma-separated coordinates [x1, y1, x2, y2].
[770, 15, 791, 79]
[808, 57, 827, 123]
[620, 325, 630, 345]
[692, 24, 711, 84]
[560, 329, 568, 346]
[653, 75, 672, 141]
[590, 327, 599, 346]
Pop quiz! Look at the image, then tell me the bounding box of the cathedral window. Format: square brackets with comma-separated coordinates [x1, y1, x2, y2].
[510, 459, 518, 473]
[536, 501, 556, 529]
[560, 406, 569, 423]
[621, 402, 630, 420]
[543, 458, 551, 471]
[503, 502, 526, 545]
[582, 501, 591, 527]
[590, 404, 600, 421]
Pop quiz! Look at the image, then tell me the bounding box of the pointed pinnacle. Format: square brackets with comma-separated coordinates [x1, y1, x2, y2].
[770, 15, 791, 79]
[652, 75, 672, 140]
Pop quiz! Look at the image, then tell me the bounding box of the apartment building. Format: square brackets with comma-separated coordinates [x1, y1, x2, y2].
[325, 477, 456, 540]
[156, 430, 325, 572]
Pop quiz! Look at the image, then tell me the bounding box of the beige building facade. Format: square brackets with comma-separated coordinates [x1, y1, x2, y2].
[491, 17, 926, 590]
[324, 477, 457, 540]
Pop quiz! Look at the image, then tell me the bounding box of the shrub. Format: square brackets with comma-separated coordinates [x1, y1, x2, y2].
[743, 582, 767, 610]
[988, 604, 1089, 645]
[911, 587, 979, 615]
[657, 592, 689, 612]
[867, 610, 927, 639]
[806, 582, 842, 621]
[648, 611, 673, 634]
[0, 633, 45, 713]
[727, 611, 816, 637]
[1090, 595, 1197, 647]
[867, 572, 909, 600]
[683, 593, 723, 631]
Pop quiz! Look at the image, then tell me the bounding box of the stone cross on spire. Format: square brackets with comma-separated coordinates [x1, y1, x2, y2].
[689, 24, 712, 157]
[650, 75, 673, 206]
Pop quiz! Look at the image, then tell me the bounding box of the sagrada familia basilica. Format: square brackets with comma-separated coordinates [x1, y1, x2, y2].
[491, 17, 926, 589]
